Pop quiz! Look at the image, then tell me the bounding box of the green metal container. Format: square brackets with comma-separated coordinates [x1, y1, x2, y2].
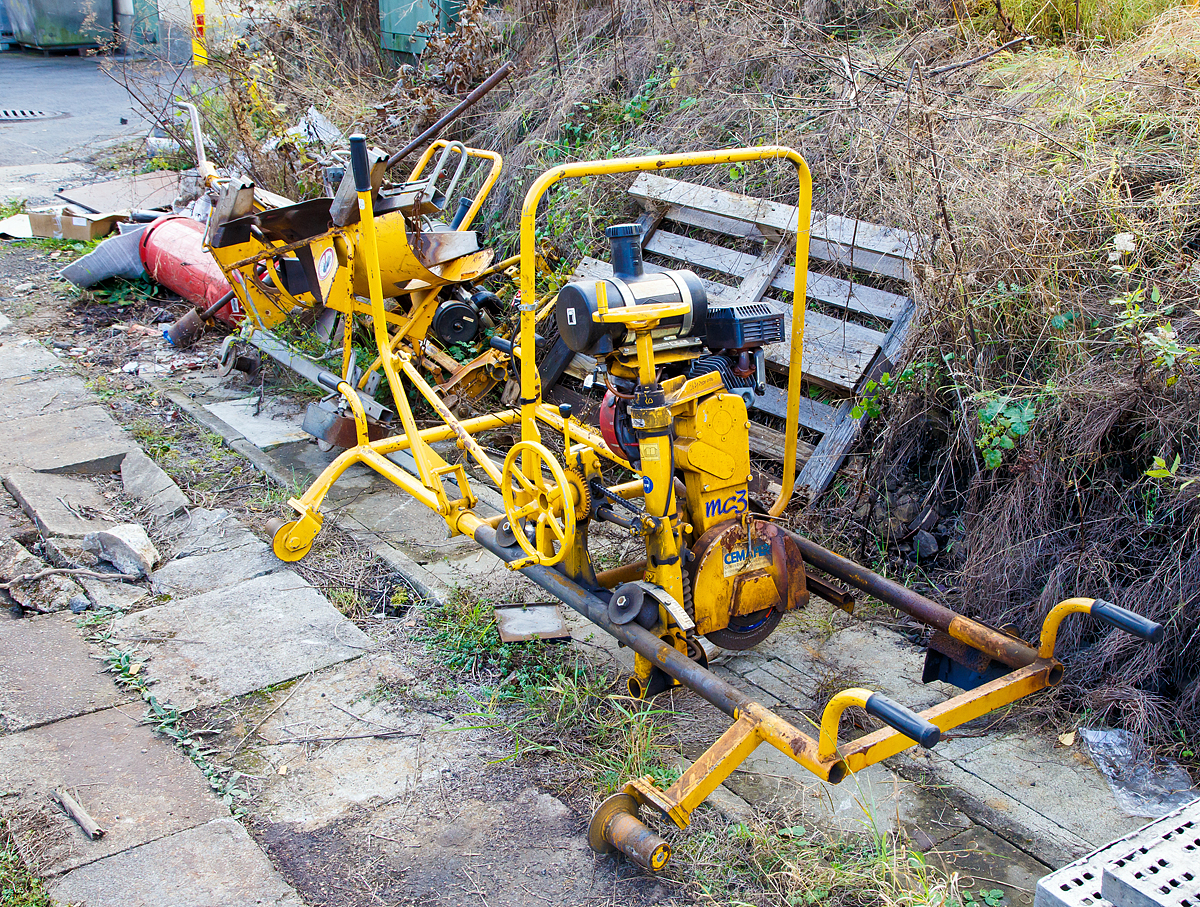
[2, 0, 111, 48]
[378, 0, 462, 55]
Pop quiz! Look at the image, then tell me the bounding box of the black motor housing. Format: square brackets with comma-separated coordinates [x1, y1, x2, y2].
[556, 223, 708, 356]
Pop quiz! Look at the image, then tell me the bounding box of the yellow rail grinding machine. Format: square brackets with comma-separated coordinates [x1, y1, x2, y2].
[213, 135, 1162, 872]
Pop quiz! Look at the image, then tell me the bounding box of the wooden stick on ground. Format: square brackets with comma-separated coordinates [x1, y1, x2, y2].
[51, 789, 105, 840]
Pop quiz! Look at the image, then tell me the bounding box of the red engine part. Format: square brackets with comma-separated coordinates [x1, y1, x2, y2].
[599, 390, 641, 463]
[139, 216, 239, 328]
[599, 391, 625, 460]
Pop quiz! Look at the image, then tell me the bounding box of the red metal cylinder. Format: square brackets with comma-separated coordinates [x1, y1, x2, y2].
[139, 216, 238, 327]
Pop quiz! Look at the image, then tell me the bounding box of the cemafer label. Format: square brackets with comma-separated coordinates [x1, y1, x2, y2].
[722, 532, 771, 577]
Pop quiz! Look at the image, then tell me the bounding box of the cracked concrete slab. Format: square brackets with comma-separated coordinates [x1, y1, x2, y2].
[50, 818, 304, 907]
[4, 468, 115, 537]
[898, 732, 1141, 866]
[927, 824, 1051, 904]
[0, 372, 92, 422]
[242, 656, 487, 831]
[112, 572, 372, 711]
[0, 612, 131, 732]
[0, 337, 63, 380]
[0, 707, 226, 875]
[121, 450, 189, 519]
[151, 542, 281, 598]
[0, 405, 134, 474]
[332, 490, 478, 563]
[159, 508, 264, 559]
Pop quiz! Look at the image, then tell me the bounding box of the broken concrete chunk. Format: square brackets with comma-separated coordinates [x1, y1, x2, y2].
[3, 468, 113, 538]
[121, 450, 189, 519]
[0, 538, 85, 613]
[41, 537, 99, 570]
[82, 524, 160, 578]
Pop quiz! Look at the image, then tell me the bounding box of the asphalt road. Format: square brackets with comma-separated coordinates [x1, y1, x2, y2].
[0, 49, 185, 203]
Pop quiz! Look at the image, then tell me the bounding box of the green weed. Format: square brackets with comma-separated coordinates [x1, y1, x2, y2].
[0, 825, 53, 907]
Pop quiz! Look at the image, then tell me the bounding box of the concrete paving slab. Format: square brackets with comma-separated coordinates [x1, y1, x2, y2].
[160, 508, 263, 558]
[77, 575, 149, 611]
[0, 372, 92, 422]
[0, 707, 226, 875]
[151, 542, 281, 598]
[50, 817, 304, 907]
[0, 405, 134, 474]
[203, 396, 310, 450]
[0, 612, 130, 732]
[121, 450, 189, 519]
[898, 748, 1118, 866]
[899, 731, 1141, 866]
[334, 490, 478, 563]
[0, 337, 63, 380]
[742, 666, 816, 710]
[245, 657, 481, 831]
[4, 468, 115, 537]
[112, 572, 372, 711]
[928, 824, 1051, 905]
[819, 625, 957, 710]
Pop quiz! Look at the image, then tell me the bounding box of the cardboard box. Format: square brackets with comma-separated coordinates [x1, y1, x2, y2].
[27, 207, 121, 241]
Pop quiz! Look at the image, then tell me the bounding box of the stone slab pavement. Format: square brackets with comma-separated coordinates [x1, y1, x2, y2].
[0, 318, 388, 903]
[0, 707, 228, 875]
[0, 611, 132, 732]
[112, 569, 372, 712]
[49, 818, 305, 907]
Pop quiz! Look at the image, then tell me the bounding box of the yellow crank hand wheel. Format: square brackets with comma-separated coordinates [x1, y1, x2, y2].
[501, 440, 576, 567]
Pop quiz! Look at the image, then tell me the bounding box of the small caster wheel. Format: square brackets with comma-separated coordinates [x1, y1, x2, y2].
[268, 517, 313, 562]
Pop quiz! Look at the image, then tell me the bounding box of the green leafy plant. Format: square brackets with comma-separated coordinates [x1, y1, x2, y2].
[963, 888, 1007, 907]
[976, 395, 1037, 469]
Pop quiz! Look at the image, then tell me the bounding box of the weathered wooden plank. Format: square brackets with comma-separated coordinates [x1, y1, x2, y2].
[645, 229, 909, 321]
[748, 422, 814, 463]
[809, 238, 910, 282]
[749, 386, 840, 434]
[763, 305, 883, 393]
[794, 297, 918, 501]
[573, 256, 882, 393]
[733, 241, 789, 303]
[631, 172, 921, 260]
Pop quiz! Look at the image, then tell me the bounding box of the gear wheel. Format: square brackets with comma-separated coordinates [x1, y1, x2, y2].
[565, 467, 592, 521]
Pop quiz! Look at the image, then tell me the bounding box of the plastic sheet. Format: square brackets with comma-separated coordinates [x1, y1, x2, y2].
[1079, 727, 1197, 818]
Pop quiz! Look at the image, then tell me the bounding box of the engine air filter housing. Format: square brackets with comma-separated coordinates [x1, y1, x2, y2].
[556, 223, 708, 356]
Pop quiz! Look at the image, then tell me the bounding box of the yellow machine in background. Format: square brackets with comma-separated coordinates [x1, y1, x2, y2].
[215, 136, 1162, 873]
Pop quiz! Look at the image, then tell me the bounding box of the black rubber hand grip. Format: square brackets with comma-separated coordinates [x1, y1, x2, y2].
[349, 134, 371, 193]
[865, 693, 940, 749]
[317, 372, 342, 392]
[1092, 599, 1164, 643]
[489, 336, 514, 355]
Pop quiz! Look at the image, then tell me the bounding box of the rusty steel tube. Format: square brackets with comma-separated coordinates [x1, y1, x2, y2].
[472, 524, 747, 716]
[386, 62, 514, 169]
[605, 811, 670, 872]
[786, 532, 1040, 669]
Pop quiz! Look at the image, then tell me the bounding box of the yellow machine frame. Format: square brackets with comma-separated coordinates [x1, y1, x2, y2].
[262, 143, 1163, 872]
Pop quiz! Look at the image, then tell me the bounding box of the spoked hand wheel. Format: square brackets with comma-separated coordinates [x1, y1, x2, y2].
[501, 440, 576, 567]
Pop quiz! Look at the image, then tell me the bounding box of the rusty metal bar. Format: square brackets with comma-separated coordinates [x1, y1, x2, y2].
[386, 62, 515, 169]
[787, 531, 1040, 669]
[472, 523, 748, 716]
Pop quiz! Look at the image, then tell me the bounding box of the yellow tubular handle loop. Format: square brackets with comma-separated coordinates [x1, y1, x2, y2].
[817, 688, 872, 761]
[1038, 598, 1096, 659]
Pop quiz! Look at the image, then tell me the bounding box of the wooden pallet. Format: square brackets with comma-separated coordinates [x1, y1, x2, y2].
[547, 173, 925, 502]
